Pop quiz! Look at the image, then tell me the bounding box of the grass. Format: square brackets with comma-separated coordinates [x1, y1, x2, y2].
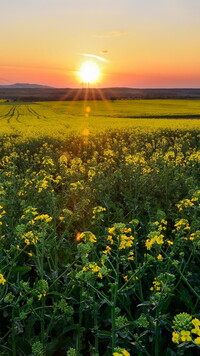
[0, 99, 199, 355]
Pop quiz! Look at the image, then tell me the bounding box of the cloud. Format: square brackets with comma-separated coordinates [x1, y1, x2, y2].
[93, 31, 128, 38]
[100, 50, 109, 54]
[80, 53, 109, 63]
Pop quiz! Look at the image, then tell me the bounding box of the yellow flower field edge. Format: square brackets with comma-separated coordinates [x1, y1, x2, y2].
[0, 128, 199, 355]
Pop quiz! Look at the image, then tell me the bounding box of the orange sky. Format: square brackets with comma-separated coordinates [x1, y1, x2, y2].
[1, 0, 200, 88]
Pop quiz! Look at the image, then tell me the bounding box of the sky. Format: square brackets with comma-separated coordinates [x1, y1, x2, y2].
[1, 0, 200, 88]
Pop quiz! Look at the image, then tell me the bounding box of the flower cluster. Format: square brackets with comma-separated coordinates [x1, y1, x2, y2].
[177, 190, 200, 211]
[79, 231, 97, 243]
[81, 262, 105, 279]
[172, 313, 200, 345]
[22, 231, 39, 245]
[174, 219, 190, 231]
[145, 231, 165, 250]
[108, 223, 134, 250]
[92, 205, 106, 220]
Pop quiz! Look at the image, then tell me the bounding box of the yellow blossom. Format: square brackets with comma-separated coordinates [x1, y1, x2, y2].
[22, 231, 39, 245]
[0, 273, 6, 285]
[128, 251, 134, 260]
[150, 278, 161, 291]
[38, 291, 47, 300]
[34, 214, 52, 223]
[103, 246, 111, 254]
[79, 231, 97, 243]
[145, 231, 164, 250]
[192, 318, 200, 328]
[113, 351, 130, 356]
[172, 331, 180, 344]
[180, 330, 192, 342]
[157, 254, 163, 260]
[82, 263, 101, 276]
[174, 219, 190, 231]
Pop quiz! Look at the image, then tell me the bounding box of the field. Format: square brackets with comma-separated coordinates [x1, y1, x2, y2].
[0, 100, 200, 137]
[0, 100, 200, 356]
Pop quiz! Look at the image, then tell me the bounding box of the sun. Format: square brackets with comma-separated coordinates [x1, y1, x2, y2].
[78, 61, 101, 84]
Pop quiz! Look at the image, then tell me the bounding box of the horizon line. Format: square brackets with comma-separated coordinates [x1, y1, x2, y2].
[1, 83, 200, 90]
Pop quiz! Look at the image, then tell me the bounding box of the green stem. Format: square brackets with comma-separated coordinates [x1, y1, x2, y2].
[86, 282, 112, 306]
[41, 297, 45, 346]
[128, 331, 151, 356]
[174, 246, 196, 290]
[111, 252, 119, 352]
[12, 307, 16, 356]
[155, 317, 159, 356]
[163, 251, 200, 301]
[40, 232, 45, 347]
[76, 287, 83, 353]
[177, 268, 200, 301]
[94, 305, 99, 355]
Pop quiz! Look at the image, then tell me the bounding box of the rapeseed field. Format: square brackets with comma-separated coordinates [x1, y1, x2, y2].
[0, 100, 199, 355]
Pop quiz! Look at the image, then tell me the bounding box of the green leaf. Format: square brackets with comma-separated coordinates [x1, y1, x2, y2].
[96, 330, 111, 339]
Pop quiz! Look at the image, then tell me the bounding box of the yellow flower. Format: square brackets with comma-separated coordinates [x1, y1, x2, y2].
[172, 331, 180, 344]
[38, 291, 47, 300]
[157, 254, 163, 260]
[122, 351, 130, 356]
[192, 318, 200, 328]
[174, 219, 190, 231]
[194, 337, 200, 344]
[22, 231, 39, 245]
[150, 278, 161, 291]
[79, 231, 97, 243]
[180, 330, 192, 342]
[108, 227, 115, 235]
[34, 214, 52, 223]
[0, 273, 6, 285]
[107, 235, 114, 244]
[191, 328, 200, 336]
[98, 272, 103, 279]
[83, 263, 101, 276]
[145, 231, 164, 250]
[128, 251, 134, 260]
[103, 246, 111, 254]
[113, 351, 130, 356]
[89, 264, 101, 273]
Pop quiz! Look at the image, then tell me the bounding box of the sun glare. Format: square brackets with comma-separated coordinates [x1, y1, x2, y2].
[78, 61, 100, 84]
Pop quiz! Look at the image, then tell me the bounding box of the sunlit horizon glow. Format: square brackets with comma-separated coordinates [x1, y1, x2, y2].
[1, 0, 200, 88]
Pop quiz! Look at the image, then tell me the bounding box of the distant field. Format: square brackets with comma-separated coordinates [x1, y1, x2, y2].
[0, 99, 200, 138]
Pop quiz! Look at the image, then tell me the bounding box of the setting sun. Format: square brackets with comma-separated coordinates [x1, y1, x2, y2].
[78, 61, 100, 84]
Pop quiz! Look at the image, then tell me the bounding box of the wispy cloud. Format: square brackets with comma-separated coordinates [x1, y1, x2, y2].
[93, 31, 128, 38]
[80, 53, 109, 63]
[100, 50, 109, 54]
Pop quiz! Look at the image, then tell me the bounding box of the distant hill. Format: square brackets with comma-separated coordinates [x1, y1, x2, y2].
[0, 83, 53, 89]
[0, 87, 200, 101]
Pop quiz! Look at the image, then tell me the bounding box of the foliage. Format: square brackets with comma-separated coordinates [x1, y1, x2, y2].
[0, 113, 199, 355]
